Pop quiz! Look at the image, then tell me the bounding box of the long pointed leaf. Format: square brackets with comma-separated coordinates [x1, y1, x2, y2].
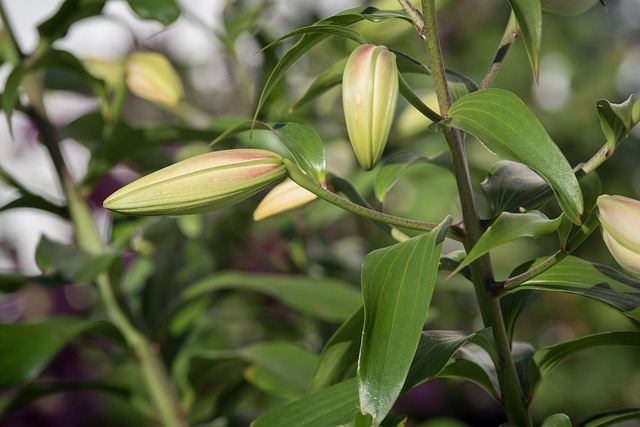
[528, 331, 640, 396]
[358, 217, 451, 425]
[250, 378, 358, 427]
[511, 256, 640, 320]
[507, 0, 542, 80]
[449, 211, 562, 277]
[448, 88, 583, 224]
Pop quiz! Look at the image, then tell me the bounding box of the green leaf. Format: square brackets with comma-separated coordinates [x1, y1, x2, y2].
[481, 160, 549, 216]
[173, 272, 361, 333]
[0, 194, 68, 218]
[38, 0, 107, 42]
[440, 359, 499, 399]
[212, 121, 327, 185]
[374, 151, 450, 203]
[35, 236, 118, 284]
[309, 307, 363, 393]
[2, 66, 25, 135]
[541, 414, 572, 427]
[578, 408, 640, 427]
[501, 289, 542, 341]
[528, 331, 640, 396]
[0, 381, 130, 416]
[512, 256, 640, 320]
[251, 378, 358, 427]
[507, 0, 542, 80]
[403, 330, 488, 393]
[358, 218, 451, 425]
[290, 57, 347, 112]
[189, 342, 317, 400]
[450, 211, 562, 277]
[126, 0, 180, 25]
[597, 95, 637, 153]
[0, 318, 115, 387]
[448, 89, 583, 224]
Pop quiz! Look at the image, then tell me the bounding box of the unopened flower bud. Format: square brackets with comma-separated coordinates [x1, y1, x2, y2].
[103, 149, 286, 216]
[126, 52, 184, 106]
[596, 194, 640, 277]
[253, 178, 317, 221]
[343, 44, 399, 171]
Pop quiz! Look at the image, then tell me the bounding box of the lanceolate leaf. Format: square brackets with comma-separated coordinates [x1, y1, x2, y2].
[528, 331, 640, 396]
[174, 272, 361, 329]
[541, 414, 572, 427]
[481, 160, 549, 215]
[37, 0, 107, 42]
[358, 218, 451, 425]
[308, 307, 363, 393]
[250, 378, 358, 427]
[578, 408, 640, 427]
[374, 151, 450, 203]
[450, 211, 562, 277]
[290, 57, 347, 112]
[35, 236, 119, 284]
[0, 318, 118, 387]
[126, 0, 181, 25]
[511, 256, 640, 320]
[402, 329, 488, 392]
[507, 0, 542, 80]
[597, 95, 637, 153]
[448, 89, 583, 224]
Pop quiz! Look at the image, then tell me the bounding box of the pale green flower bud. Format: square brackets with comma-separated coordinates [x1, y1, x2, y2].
[343, 44, 399, 171]
[596, 194, 640, 277]
[126, 52, 184, 106]
[253, 178, 317, 221]
[103, 149, 286, 216]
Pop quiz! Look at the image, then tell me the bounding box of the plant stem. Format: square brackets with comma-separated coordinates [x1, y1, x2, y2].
[480, 12, 519, 89]
[8, 33, 188, 424]
[419, 1, 532, 424]
[284, 160, 465, 241]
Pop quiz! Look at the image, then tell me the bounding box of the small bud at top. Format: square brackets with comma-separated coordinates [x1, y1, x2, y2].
[342, 44, 399, 171]
[126, 52, 184, 106]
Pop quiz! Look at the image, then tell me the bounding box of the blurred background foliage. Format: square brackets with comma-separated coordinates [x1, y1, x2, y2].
[0, 0, 639, 426]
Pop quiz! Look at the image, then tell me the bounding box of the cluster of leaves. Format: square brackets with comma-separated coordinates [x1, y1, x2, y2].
[1, 1, 640, 427]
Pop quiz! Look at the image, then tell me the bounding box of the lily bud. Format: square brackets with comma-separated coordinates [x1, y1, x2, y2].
[103, 149, 286, 216]
[253, 178, 317, 221]
[343, 44, 399, 171]
[126, 52, 184, 106]
[596, 194, 640, 277]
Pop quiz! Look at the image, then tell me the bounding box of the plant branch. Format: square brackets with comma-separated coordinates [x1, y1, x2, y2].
[284, 160, 465, 241]
[6, 20, 188, 422]
[480, 12, 519, 89]
[496, 208, 601, 291]
[397, 0, 426, 39]
[420, 1, 532, 425]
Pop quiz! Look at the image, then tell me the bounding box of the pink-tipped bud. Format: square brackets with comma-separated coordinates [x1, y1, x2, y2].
[597, 194, 640, 277]
[103, 149, 286, 216]
[342, 44, 399, 171]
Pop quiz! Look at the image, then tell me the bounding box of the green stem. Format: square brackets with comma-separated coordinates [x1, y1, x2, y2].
[284, 160, 465, 241]
[480, 12, 519, 89]
[419, 1, 532, 425]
